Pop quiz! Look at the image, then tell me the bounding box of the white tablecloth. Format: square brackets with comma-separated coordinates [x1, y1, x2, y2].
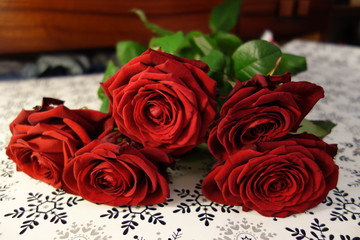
[0, 40, 359, 239]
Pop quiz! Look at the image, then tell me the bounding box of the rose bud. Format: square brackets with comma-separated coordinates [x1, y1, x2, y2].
[101, 48, 217, 156]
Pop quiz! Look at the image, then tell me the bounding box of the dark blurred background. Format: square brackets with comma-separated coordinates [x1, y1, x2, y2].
[0, 0, 359, 79]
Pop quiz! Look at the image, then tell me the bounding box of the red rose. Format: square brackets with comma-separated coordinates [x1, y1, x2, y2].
[101, 49, 217, 155]
[208, 73, 324, 161]
[6, 98, 113, 188]
[62, 138, 170, 206]
[202, 133, 339, 217]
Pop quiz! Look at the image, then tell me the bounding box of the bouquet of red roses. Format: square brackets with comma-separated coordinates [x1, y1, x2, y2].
[5, 0, 338, 218]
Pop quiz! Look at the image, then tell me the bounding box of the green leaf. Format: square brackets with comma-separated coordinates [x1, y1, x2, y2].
[102, 60, 118, 81]
[201, 49, 226, 86]
[209, 0, 241, 33]
[116, 41, 147, 66]
[99, 97, 110, 113]
[201, 49, 226, 72]
[98, 61, 118, 99]
[149, 31, 185, 54]
[132, 9, 173, 36]
[296, 119, 337, 139]
[176, 31, 204, 59]
[213, 32, 242, 56]
[193, 35, 213, 56]
[200, 49, 233, 108]
[97, 60, 118, 112]
[224, 56, 236, 82]
[274, 53, 307, 76]
[217, 80, 233, 109]
[232, 40, 282, 81]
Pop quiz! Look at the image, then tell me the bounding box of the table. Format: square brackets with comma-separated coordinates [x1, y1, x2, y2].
[1, 40, 359, 239]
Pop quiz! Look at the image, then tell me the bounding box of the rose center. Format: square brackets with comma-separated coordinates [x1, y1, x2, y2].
[146, 100, 171, 125]
[149, 105, 162, 118]
[98, 174, 116, 188]
[269, 179, 286, 192]
[238, 114, 285, 145]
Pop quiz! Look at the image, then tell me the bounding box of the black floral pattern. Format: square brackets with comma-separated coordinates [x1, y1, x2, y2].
[0, 159, 14, 178]
[100, 199, 173, 235]
[322, 188, 360, 226]
[4, 189, 83, 234]
[173, 181, 239, 226]
[286, 218, 360, 240]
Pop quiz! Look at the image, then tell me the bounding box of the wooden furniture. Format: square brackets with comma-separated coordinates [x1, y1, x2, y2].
[237, 0, 333, 42]
[328, 3, 360, 45]
[0, 0, 358, 55]
[0, 0, 222, 54]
